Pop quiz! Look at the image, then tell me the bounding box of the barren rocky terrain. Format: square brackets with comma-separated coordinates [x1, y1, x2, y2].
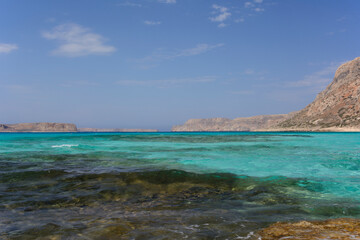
[173, 57, 360, 132]
[172, 114, 294, 131]
[274, 57, 360, 131]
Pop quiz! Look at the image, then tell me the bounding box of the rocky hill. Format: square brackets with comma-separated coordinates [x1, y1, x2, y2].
[273, 57, 360, 131]
[172, 114, 295, 132]
[0, 123, 77, 132]
[173, 57, 360, 132]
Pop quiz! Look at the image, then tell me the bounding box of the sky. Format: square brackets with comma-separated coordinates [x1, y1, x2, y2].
[1, 0, 360, 130]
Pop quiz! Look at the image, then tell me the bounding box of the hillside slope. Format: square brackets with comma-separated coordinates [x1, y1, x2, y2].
[172, 57, 360, 132]
[274, 57, 360, 131]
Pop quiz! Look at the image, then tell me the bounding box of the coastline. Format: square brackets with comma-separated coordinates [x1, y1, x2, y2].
[2, 129, 360, 133]
[255, 127, 360, 132]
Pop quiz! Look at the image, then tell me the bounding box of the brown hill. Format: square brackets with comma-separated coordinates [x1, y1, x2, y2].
[172, 57, 360, 132]
[172, 114, 295, 132]
[274, 57, 360, 131]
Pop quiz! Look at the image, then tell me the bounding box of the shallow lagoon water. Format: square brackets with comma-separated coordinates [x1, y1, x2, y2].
[1, 132, 360, 239]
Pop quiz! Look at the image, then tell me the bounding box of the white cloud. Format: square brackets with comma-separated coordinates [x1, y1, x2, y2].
[245, 0, 265, 12]
[175, 43, 224, 57]
[254, 7, 265, 12]
[117, 2, 142, 7]
[210, 4, 231, 27]
[235, 18, 245, 23]
[158, 0, 176, 4]
[287, 61, 346, 92]
[144, 20, 162, 25]
[42, 23, 116, 57]
[116, 76, 216, 87]
[244, 2, 254, 8]
[137, 43, 224, 65]
[326, 28, 347, 36]
[211, 0, 266, 27]
[0, 43, 18, 54]
[244, 69, 255, 75]
[336, 16, 346, 22]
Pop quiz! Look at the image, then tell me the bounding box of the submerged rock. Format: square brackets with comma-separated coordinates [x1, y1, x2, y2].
[257, 218, 360, 240]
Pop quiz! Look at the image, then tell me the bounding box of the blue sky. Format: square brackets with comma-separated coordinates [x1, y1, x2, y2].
[1, 0, 360, 130]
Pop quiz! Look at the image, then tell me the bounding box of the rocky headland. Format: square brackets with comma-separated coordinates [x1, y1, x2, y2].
[173, 57, 360, 132]
[271, 57, 360, 131]
[172, 113, 295, 132]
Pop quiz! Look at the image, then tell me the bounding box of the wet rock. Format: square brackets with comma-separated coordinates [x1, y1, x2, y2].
[257, 218, 360, 240]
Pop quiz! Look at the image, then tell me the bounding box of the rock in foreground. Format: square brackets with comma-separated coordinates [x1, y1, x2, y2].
[256, 218, 360, 240]
[0, 123, 77, 132]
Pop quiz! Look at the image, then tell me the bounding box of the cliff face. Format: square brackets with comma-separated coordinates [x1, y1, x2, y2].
[172, 114, 293, 132]
[276, 57, 360, 131]
[0, 123, 77, 132]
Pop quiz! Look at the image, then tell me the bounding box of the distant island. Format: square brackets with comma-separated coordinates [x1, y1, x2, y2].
[0, 123, 158, 133]
[78, 128, 158, 132]
[173, 57, 360, 132]
[0, 123, 78, 132]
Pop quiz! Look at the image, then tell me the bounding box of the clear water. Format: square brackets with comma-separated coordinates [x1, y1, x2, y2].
[1, 132, 360, 239]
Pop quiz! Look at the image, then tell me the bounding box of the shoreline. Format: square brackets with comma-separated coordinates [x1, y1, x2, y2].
[2, 130, 360, 133]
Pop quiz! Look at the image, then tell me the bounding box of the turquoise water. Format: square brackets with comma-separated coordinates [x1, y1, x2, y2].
[1, 132, 360, 239]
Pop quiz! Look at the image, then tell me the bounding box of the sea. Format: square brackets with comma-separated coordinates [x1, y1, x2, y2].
[1, 132, 360, 239]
